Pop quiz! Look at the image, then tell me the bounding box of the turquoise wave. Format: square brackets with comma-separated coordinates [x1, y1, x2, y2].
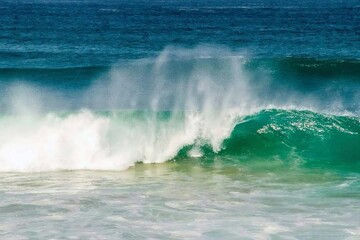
[176, 109, 360, 172]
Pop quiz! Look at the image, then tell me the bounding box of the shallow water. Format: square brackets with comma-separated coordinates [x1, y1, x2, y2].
[0, 160, 359, 239]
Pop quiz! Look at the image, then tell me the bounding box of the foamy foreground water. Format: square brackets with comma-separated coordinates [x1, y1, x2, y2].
[0, 160, 359, 240]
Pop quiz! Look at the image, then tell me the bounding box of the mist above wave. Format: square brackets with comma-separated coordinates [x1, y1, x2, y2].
[0, 46, 358, 171]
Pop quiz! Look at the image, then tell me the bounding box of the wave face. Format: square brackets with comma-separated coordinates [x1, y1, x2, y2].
[0, 47, 359, 172]
[221, 110, 360, 171]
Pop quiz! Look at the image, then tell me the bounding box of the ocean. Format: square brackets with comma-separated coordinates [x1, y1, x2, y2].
[0, 0, 359, 239]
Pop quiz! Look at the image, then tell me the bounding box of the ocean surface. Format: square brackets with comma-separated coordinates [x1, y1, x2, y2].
[0, 0, 359, 239]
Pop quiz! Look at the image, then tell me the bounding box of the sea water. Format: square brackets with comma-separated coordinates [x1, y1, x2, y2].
[0, 0, 359, 239]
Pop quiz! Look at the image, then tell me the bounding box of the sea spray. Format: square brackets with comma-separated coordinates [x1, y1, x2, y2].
[0, 47, 358, 172]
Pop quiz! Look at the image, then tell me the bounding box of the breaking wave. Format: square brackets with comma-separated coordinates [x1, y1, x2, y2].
[0, 46, 358, 172]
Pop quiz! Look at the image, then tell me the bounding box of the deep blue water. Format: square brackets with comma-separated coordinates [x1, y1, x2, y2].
[1, 0, 360, 68]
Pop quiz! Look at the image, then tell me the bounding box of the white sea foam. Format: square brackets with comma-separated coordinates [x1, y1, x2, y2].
[0, 109, 241, 172]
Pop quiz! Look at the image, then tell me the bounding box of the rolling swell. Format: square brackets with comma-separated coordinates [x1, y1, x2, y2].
[245, 58, 360, 80]
[1, 57, 360, 82]
[0, 66, 108, 86]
